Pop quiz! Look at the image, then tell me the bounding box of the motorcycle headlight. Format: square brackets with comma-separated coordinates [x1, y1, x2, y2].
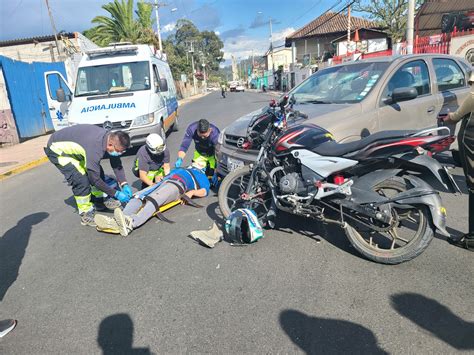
[218, 129, 225, 145]
[133, 113, 154, 126]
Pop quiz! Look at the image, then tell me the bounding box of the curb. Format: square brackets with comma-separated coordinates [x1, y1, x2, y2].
[0, 156, 48, 181]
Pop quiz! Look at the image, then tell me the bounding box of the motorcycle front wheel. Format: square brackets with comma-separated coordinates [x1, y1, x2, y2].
[218, 165, 273, 220]
[344, 177, 434, 264]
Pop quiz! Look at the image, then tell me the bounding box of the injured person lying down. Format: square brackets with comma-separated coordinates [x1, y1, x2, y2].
[94, 162, 210, 236]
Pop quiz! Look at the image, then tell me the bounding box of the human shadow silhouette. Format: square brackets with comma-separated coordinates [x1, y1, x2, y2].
[280, 309, 388, 354]
[391, 293, 474, 350]
[98, 313, 152, 355]
[0, 212, 49, 301]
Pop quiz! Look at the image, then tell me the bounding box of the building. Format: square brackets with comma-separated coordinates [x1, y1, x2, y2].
[264, 46, 293, 71]
[285, 11, 381, 65]
[0, 32, 98, 87]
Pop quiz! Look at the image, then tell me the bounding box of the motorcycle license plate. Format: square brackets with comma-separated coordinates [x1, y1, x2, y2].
[227, 157, 244, 171]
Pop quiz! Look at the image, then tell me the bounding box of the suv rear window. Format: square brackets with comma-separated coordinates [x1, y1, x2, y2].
[433, 58, 466, 91]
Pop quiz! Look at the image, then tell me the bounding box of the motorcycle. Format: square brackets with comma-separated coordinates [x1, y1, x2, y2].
[218, 96, 460, 264]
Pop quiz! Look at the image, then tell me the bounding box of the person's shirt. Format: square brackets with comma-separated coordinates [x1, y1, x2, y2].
[47, 124, 125, 196]
[166, 167, 210, 196]
[135, 145, 170, 172]
[450, 88, 474, 123]
[178, 121, 220, 156]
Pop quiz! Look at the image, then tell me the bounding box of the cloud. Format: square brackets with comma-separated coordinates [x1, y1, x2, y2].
[249, 14, 281, 29]
[222, 27, 295, 62]
[220, 26, 245, 41]
[161, 22, 176, 33]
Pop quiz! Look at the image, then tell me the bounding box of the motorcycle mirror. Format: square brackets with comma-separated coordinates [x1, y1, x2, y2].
[280, 95, 289, 108]
[269, 99, 277, 108]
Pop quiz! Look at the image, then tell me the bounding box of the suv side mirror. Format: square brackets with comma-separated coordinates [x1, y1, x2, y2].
[388, 87, 418, 104]
[159, 78, 168, 92]
[56, 88, 66, 102]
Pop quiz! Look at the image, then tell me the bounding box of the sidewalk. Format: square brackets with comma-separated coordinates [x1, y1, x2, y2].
[0, 92, 209, 180]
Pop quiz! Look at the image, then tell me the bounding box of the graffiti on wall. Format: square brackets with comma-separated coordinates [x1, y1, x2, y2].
[0, 109, 19, 145]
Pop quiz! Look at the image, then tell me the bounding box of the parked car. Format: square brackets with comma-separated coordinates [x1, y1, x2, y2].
[216, 54, 472, 175]
[235, 84, 245, 92]
[228, 81, 238, 92]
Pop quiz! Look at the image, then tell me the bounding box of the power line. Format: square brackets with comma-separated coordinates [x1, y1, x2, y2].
[285, 0, 324, 27]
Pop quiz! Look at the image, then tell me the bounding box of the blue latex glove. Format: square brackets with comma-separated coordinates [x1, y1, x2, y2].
[122, 184, 133, 198]
[211, 173, 219, 187]
[115, 190, 130, 203]
[175, 158, 183, 168]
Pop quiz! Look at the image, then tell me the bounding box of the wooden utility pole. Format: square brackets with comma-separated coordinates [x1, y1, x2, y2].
[44, 0, 61, 59]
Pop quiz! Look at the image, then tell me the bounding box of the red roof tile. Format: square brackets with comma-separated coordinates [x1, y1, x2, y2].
[287, 11, 380, 39]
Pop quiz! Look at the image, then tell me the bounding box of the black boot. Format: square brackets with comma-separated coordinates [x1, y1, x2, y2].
[449, 190, 474, 251]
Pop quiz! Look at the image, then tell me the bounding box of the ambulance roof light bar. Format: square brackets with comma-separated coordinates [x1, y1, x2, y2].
[85, 43, 138, 58]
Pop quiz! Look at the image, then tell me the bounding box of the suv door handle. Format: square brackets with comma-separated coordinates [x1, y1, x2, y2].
[427, 106, 435, 114]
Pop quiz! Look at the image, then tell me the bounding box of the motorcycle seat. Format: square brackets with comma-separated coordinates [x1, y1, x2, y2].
[312, 130, 418, 157]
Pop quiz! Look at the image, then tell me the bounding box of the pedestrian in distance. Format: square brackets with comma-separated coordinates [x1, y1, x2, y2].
[44, 124, 133, 226]
[444, 71, 474, 251]
[175, 119, 220, 185]
[221, 84, 226, 98]
[132, 133, 170, 189]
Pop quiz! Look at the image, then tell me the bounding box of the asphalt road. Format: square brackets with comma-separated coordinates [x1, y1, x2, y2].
[1, 91, 473, 354]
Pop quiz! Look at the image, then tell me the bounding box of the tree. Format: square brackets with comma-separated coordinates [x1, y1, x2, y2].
[353, 0, 423, 42]
[84, 0, 157, 46]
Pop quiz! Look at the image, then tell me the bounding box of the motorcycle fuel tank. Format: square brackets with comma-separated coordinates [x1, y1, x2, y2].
[274, 124, 334, 154]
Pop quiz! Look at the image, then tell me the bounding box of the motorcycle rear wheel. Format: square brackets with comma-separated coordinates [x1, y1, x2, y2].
[344, 177, 434, 264]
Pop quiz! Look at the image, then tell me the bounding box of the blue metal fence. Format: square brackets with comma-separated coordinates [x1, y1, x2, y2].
[0, 55, 67, 139]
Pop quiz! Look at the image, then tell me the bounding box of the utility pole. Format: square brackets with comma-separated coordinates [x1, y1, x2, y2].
[187, 40, 197, 94]
[152, 0, 165, 52]
[406, 0, 415, 54]
[44, 0, 61, 59]
[269, 18, 274, 72]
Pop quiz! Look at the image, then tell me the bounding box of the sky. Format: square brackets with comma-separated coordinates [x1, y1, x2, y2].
[0, 0, 356, 65]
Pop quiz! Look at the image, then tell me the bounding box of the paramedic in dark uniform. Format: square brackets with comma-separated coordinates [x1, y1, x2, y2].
[44, 124, 132, 226]
[175, 119, 220, 176]
[132, 133, 170, 189]
[444, 71, 474, 251]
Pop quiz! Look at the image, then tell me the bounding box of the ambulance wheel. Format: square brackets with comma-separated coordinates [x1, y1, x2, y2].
[159, 122, 166, 139]
[172, 116, 179, 132]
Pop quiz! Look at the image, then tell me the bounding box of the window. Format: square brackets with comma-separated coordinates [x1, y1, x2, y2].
[433, 58, 465, 91]
[153, 64, 160, 92]
[46, 73, 71, 100]
[291, 61, 389, 104]
[74, 61, 151, 97]
[383, 60, 430, 100]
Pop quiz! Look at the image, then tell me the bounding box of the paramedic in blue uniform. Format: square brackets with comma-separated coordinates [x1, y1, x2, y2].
[44, 124, 133, 226]
[175, 119, 220, 177]
[94, 163, 210, 236]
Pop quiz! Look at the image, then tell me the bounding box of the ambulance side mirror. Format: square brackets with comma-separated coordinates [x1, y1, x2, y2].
[56, 88, 66, 102]
[159, 78, 168, 92]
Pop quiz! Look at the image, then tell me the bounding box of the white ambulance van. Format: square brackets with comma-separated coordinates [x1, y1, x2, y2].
[44, 43, 179, 145]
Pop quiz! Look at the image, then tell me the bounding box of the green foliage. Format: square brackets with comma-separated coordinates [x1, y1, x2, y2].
[353, 0, 423, 42]
[83, 0, 157, 47]
[163, 19, 224, 80]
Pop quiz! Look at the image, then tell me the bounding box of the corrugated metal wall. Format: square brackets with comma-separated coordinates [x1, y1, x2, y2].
[0, 55, 67, 139]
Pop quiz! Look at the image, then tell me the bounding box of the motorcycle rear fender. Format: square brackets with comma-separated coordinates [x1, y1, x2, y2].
[392, 175, 449, 237]
[351, 170, 449, 237]
[395, 153, 460, 193]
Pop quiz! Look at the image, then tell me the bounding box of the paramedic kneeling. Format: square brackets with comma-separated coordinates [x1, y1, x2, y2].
[95, 163, 210, 236]
[175, 119, 220, 175]
[44, 124, 132, 226]
[133, 133, 171, 189]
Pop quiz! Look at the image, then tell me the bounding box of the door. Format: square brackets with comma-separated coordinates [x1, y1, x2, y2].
[377, 59, 436, 131]
[44, 71, 72, 130]
[432, 58, 470, 137]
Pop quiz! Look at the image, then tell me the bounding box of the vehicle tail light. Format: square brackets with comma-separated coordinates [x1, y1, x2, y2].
[333, 175, 344, 185]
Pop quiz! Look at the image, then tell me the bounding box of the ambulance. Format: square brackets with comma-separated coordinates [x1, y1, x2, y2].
[44, 43, 179, 145]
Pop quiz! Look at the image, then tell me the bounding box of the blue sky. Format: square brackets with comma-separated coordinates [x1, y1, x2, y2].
[0, 0, 356, 63]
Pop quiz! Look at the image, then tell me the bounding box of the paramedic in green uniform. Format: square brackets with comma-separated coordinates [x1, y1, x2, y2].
[44, 124, 132, 226]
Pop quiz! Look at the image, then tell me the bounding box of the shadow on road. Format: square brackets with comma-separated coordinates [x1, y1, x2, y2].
[391, 293, 474, 350]
[0, 212, 49, 301]
[279, 309, 388, 354]
[98, 313, 152, 355]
